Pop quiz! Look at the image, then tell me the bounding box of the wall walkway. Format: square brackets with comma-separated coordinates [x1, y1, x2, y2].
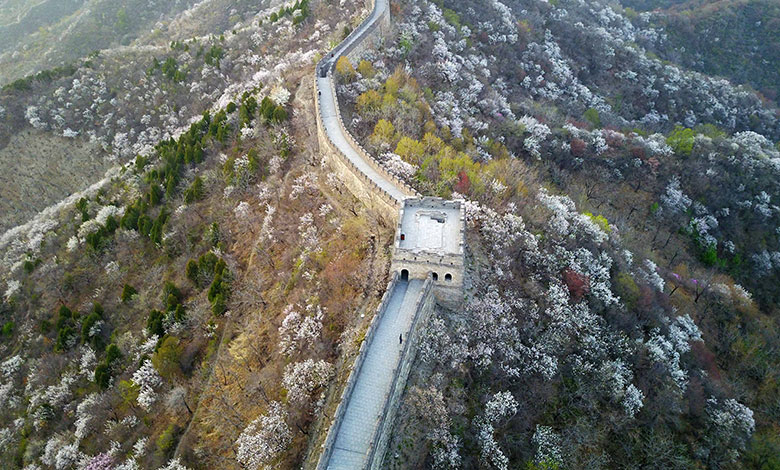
[312, 0, 463, 468]
[324, 278, 431, 469]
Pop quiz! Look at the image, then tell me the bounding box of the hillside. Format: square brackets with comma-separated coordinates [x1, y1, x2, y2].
[1, 0, 780, 469]
[0, 0, 298, 232]
[631, 0, 780, 104]
[0, 1, 396, 469]
[333, 0, 780, 467]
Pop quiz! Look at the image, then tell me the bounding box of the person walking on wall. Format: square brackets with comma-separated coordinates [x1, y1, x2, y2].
[399, 333, 402, 345]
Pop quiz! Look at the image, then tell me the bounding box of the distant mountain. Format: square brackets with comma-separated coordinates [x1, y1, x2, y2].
[0, 0, 203, 85]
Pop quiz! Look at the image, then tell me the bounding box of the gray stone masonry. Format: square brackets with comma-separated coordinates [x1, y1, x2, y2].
[391, 198, 465, 308]
[311, 0, 465, 467]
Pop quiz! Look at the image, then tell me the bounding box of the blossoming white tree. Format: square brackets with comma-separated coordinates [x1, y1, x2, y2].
[131, 359, 163, 411]
[235, 401, 291, 469]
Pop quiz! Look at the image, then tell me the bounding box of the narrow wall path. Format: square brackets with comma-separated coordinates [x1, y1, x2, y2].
[313, 0, 460, 468]
[327, 279, 424, 469]
[317, 75, 407, 202]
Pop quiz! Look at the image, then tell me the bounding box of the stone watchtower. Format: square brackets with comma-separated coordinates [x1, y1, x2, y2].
[390, 197, 465, 308]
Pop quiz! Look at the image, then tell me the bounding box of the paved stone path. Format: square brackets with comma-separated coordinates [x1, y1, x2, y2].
[327, 279, 424, 470]
[315, 0, 406, 203]
[322, 0, 389, 71]
[314, 0, 442, 468]
[316, 76, 406, 203]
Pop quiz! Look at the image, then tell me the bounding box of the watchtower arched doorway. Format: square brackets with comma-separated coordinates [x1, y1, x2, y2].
[432, 272, 439, 281]
[401, 269, 409, 281]
[445, 273, 452, 282]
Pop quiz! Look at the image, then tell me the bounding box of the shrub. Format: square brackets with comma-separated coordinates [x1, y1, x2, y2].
[95, 363, 111, 388]
[163, 281, 183, 307]
[161, 57, 186, 82]
[23, 259, 35, 274]
[239, 94, 258, 128]
[207, 273, 225, 303]
[172, 304, 185, 323]
[614, 272, 640, 311]
[81, 312, 102, 347]
[442, 8, 462, 30]
[200, 251, 219, 276]
[562, 268, 590, 301]
[56, 305, 73, 329]
[54, 306, 76, 352]
[584, 212, 611, 233]
[570, 138, 586, 156]
[371, 119, 396, 145]
[209, 223, 221, 247]
[357, 90, 382, 114]
[1, 321, 13, 336]
[147, 310, 165, 337]
[357, 59, 376, 78]
[118, 380, 140, 407]
[649, 202, 659, 214]
[207, 260, 230, 315]
[259, 97, 288, 124]
[666, 125, 695, 156]
[186, 259, 200, 285]
[148, 184, 163, 205]
[694, 123, 726, 139]
[152, 336, 183, 380]
[55, 326, 75, 352]
[395, 137, 425, 164]
[156, 424, 180, 458]
[271, 106, 288, 123]
[584, 108, 601, 128]
[105, 344, 122, 365]
[525, 461, 561, 470]
[121, 284, 137, 303]
[211, 294, 227, 316]
[335, 56, 355, 81]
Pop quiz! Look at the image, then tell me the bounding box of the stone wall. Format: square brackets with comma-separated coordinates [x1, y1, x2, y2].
[310, 0, 466, 467]
[390, 198, 466, 308]
[315, 273, 403, 470]
[313, 5, 418, 224]
[368, 277, 435, 469]
[314, 85, 399, 224]
[343, 3, 391, 63]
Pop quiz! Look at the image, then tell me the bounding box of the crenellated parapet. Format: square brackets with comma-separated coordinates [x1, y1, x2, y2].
[390, 198, 466, 308]
[310, 0, 465, 468]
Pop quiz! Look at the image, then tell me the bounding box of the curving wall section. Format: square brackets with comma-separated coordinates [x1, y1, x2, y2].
[310, 0, 464, 468]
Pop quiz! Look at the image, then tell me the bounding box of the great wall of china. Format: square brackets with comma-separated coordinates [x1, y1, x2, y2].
[310, 0, 466, 468]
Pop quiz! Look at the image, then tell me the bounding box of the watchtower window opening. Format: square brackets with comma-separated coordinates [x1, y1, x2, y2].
[445, 273, 452, 282]
[432, 272, 439, 281]
[401, 269, 409, 281]
[400, 233, 405, 241]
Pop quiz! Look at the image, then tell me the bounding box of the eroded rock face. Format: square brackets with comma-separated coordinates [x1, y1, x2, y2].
[0, 128, 109, 233]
